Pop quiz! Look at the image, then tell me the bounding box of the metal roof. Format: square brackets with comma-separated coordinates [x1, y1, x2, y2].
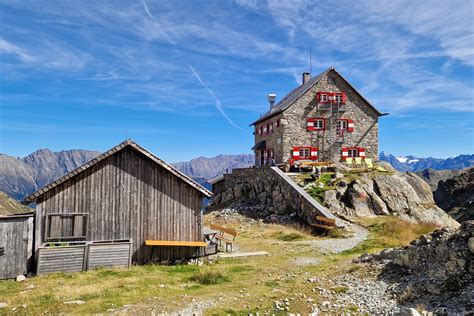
[23, 139, 212, 203]
[251, 67, 383, 126]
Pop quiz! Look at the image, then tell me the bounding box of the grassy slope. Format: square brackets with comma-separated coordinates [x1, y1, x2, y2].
[0, 216, 438, 314]
[0, 191, 32, 216]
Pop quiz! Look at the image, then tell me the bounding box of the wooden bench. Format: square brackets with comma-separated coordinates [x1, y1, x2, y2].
[145, 240, 207, 247]
[310, 216, 336, 230]
[209, 224, 238, 252]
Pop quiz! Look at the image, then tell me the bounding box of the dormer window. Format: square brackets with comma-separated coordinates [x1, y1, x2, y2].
[334, 94, 343, 103]
[320, 94, 328, 102]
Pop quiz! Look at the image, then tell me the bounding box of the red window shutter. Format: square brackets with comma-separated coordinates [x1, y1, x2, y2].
[342, 93, 347, 103]
[292, 147, 300, 160]
[347, 119, 355, 132]
[310, 147, 318, 160]
[306, 118, 315, 131]
[358, 148, 366, 158]
[341, 147, 349, 159]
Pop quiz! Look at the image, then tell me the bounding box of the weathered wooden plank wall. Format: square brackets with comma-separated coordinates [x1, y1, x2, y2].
[35, 147, 203, 264]
[87, 241, 132, 270]
[0, 215, 34, 279]
[37, 245, 86, 274]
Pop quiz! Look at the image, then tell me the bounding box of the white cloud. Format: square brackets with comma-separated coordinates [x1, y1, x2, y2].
[0, 38, 35, 62]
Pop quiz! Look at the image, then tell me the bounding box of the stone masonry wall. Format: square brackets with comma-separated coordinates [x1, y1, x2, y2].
[210, 167, 332, 224]
[253, 113, 284, 165]
[282, 71, 379, 162]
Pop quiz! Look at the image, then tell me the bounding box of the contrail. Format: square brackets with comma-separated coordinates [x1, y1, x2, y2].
[140, 0, 176, 46]
[188, 65, 247, 132]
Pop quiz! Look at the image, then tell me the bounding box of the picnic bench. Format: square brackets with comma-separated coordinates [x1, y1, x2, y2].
[145, 240, 207, 247]
[209, 224, 238, 252]
[310, 216, 336, 230]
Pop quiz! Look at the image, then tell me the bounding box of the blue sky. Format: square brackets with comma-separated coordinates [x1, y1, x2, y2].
[0, 0, 473, 162]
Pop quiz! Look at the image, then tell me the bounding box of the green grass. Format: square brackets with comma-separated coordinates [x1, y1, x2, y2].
[342, 216, 439, 256]
[305, 172, 336, 204]
[273, 231, 304, 241]
[189, 271, 229, 285]
[0, 214, 439, 315]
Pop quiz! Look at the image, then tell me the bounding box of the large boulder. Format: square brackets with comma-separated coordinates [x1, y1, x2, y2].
[326, 171, 459, 228]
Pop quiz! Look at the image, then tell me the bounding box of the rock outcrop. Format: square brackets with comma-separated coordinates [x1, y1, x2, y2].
[433, 167, 474, 222]
[323, 164, 459, 228]
[357, 221, 474, 313]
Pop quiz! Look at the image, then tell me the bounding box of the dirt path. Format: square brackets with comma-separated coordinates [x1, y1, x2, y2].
[297, 223, 369, 253]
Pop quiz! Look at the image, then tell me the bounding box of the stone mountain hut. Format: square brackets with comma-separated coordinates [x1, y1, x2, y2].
[23, 140, 212, 268]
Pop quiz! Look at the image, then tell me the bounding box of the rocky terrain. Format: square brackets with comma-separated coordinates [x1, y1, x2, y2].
[357, 220, 474, 314]
[415, 167, 466, 191]
[433, 167, 474, 222]
[320, 163, 459, 228]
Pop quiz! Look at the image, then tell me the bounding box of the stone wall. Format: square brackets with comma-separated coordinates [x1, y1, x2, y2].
[282, 71, 379, 162]
[253, 113, 284, 165]
[210, 167, 337, 225]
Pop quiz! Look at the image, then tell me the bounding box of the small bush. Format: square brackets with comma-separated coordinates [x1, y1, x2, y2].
[189, 271, 229, 285]
[331, 286, 348, 293]
[273, 231, 303, 241]
[347, 265, 361, 273]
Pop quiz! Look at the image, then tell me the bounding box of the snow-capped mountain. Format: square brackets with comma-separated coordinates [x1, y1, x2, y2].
[380, 152, 474, 172]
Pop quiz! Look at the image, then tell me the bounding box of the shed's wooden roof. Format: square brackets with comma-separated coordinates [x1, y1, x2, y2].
[23, 140, 212, 203]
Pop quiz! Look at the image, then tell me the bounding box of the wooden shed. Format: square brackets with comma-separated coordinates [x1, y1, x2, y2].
[0, 213, 34, 279]
[23, 140, 212, 266]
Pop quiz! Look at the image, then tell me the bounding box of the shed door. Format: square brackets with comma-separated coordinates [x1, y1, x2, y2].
[0, 217, 32, 280]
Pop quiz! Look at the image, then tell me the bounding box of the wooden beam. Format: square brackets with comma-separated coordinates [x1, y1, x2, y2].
[315, 216, 336, 225]
[145, 240, 207, 247]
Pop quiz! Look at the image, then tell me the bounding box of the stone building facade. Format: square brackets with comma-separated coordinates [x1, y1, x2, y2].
[251, 68, 385, 166]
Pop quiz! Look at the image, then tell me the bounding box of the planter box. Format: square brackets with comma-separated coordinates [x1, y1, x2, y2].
[87, 239, 132, 270]
[37, 242, 86, 275]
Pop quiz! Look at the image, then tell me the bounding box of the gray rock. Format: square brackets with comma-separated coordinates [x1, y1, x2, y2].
[469, 237, 474, 253]
[64, 300, 86, 305]
[16, 275, 26, 282]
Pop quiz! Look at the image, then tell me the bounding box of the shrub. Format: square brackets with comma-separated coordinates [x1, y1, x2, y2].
[273, 231, 303, 241]
[189, 271, 228, 285]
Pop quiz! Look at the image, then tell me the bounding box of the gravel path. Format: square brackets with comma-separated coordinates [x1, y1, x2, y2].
[297, 224, 369, 253]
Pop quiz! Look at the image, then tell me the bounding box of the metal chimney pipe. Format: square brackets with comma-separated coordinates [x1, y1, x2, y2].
[268, 94, 276, 109]
[302, 72, 310, 84]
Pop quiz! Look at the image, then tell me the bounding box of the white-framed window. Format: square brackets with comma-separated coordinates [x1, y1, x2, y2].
[299, 147, 311, 159]
[314, 119, 324, 130]
[334, 94, 343, 103]
[320, 94, 328, 102]
[337, 119, 348, 130]
[348, 148, 358, 158]
[269, 122, 273, 133]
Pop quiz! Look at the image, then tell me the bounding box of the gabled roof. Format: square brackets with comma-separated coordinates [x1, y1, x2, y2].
[23, 140, 212, 203]
[251, 67, 383, 126]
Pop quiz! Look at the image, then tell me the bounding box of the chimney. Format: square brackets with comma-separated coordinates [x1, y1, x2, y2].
[268, 94, 276, 109]
[302, 72, 310, 84]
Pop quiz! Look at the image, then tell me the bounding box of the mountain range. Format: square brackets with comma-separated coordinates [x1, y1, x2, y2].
[0, 147, 472, 201]
[379, 151, 474, 172]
